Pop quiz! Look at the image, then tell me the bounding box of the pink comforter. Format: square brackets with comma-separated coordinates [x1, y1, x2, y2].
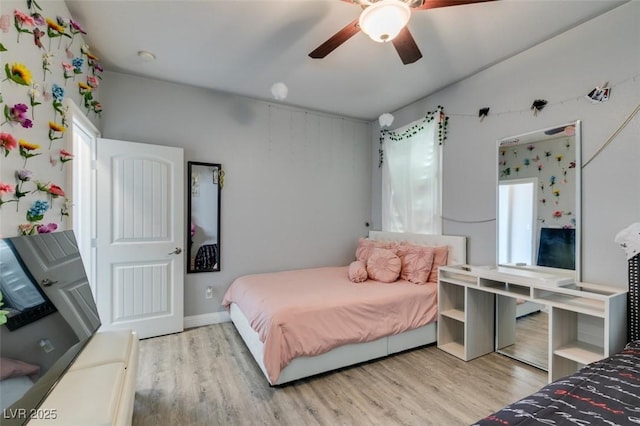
[222, 266, 438, 383]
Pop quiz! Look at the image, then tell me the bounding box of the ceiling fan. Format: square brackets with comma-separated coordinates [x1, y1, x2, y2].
[309, 0, 496, 65]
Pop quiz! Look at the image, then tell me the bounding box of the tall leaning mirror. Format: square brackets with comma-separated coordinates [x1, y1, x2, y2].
[495, 120, 582, 370]
[188, 162, 222, 273]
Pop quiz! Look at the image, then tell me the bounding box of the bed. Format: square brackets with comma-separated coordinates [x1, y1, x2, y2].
[473, 340, 640, 425]
[222, 231, 467, 385]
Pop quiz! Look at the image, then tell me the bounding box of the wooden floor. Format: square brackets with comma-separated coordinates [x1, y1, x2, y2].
[133, 322, 546, 426]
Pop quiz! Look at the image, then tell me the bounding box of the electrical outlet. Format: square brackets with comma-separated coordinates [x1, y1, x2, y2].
[205, 287, 213, 299]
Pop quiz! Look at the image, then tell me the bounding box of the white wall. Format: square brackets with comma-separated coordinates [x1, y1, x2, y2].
[100, 72, 372, 316]
[371, 2, 640, 287]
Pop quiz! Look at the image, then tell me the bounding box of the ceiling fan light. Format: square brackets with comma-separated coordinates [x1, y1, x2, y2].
[359, 0, 411, 43]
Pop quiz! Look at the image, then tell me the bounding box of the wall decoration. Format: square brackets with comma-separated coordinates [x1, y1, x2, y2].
[57, 148, 72, 169]
[3, 102, 32, 128]
[0, 0, 103, 237]
[377, 106, 448, 167]
[0, 182, 16, 207]
[270, 82, 288, 101]
[0, 132, 18, 156]
[378, 112, 394, 127]
[1, 14, 11, 34]
[586, 82, 610, 103]
[478, 107, 490, 122]
[443, 71, 637, 123]
[18, 139, 40, 166]
[530, 99, 547, 116]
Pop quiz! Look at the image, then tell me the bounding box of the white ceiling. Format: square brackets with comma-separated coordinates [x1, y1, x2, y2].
[64, 0, 626, 121]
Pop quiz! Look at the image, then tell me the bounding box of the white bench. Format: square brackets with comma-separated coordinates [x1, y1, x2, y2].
[30, 329, 139, 426]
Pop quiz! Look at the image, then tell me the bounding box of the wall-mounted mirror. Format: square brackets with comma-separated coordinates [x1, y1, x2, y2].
[497, 120, 581, 277]
[187, 162, 222, 273]
[495, 120, 582, 370]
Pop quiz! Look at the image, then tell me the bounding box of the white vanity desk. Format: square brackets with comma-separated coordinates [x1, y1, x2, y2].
[437, 264, 628, 382]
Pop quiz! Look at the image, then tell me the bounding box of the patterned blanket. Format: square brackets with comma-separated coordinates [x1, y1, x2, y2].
[473, 341, 640, 425]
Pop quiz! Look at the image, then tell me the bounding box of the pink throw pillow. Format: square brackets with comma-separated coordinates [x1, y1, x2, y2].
[355, 238, 398, 263]
[427, 246, 449, 283]
[348, 260, 368, 283]
[366, 248, 401, 283]
[0, 357, 40, 381]
[397, 244, 435, 285]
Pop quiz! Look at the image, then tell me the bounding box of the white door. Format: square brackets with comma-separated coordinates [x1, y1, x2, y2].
[96, 138, 184, 339]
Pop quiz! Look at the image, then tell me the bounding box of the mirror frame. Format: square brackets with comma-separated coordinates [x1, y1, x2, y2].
[187, 161, 222, 273]
[496, 120, 582, 281]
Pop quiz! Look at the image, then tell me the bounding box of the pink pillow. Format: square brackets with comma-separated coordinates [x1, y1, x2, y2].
[0, 357, 40, 381]
[427, 246, 449, 283]
[355, 238, 398, 263]
[366, 248, 401, 283]
[348, 260, 368, 283]
[397, 244, 435, 285]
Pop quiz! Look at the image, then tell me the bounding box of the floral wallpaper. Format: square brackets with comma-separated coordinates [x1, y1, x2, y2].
[498, 129, 577, 230]
[0, 0, 102, 237]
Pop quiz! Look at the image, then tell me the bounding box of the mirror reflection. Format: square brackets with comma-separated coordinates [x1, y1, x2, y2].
[496, 297, 548, 370]
[498, 120, 580, 274]
[187, 162, 222, 273]
[0, 231, 101, 412]
[495, 120, 581, 371]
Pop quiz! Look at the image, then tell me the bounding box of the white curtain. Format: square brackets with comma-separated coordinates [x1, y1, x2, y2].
[381, 117, 442, 234]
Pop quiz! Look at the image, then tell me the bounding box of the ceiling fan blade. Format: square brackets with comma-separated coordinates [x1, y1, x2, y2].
[309, 18, 361, 59]
[414, 0, 497, 10]
[392, 27, 423, 65]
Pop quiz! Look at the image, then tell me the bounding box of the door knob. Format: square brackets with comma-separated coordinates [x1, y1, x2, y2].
[41, 278, 58, 287]
[168, 247, 182, 255]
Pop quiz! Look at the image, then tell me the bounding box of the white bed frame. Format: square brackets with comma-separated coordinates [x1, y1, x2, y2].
[228, 231, 467, 385]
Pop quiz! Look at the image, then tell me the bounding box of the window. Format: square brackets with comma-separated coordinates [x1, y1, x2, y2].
[381, 114, 442, 234]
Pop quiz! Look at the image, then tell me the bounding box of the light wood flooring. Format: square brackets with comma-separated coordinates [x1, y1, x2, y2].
[133, 322, 546, 426]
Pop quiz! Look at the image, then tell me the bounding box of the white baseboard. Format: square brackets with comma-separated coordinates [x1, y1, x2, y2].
[184, 311, 230, 329]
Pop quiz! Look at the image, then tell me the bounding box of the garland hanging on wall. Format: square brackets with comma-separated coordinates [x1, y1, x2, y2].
[378, 105, 449, 167]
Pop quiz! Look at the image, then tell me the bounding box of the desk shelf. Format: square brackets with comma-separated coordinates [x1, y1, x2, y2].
[438, 277, 495, 361]
[438, 341, 465, 359]
[439, 266, 478, 286]
[440, 308, 465, 322]
[553, 341, 604, 365]
[479, 279, 531, 298]
[438, 264, 628, 382]
[535, 293, 605, 317]
[549, 302, 626, 381]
